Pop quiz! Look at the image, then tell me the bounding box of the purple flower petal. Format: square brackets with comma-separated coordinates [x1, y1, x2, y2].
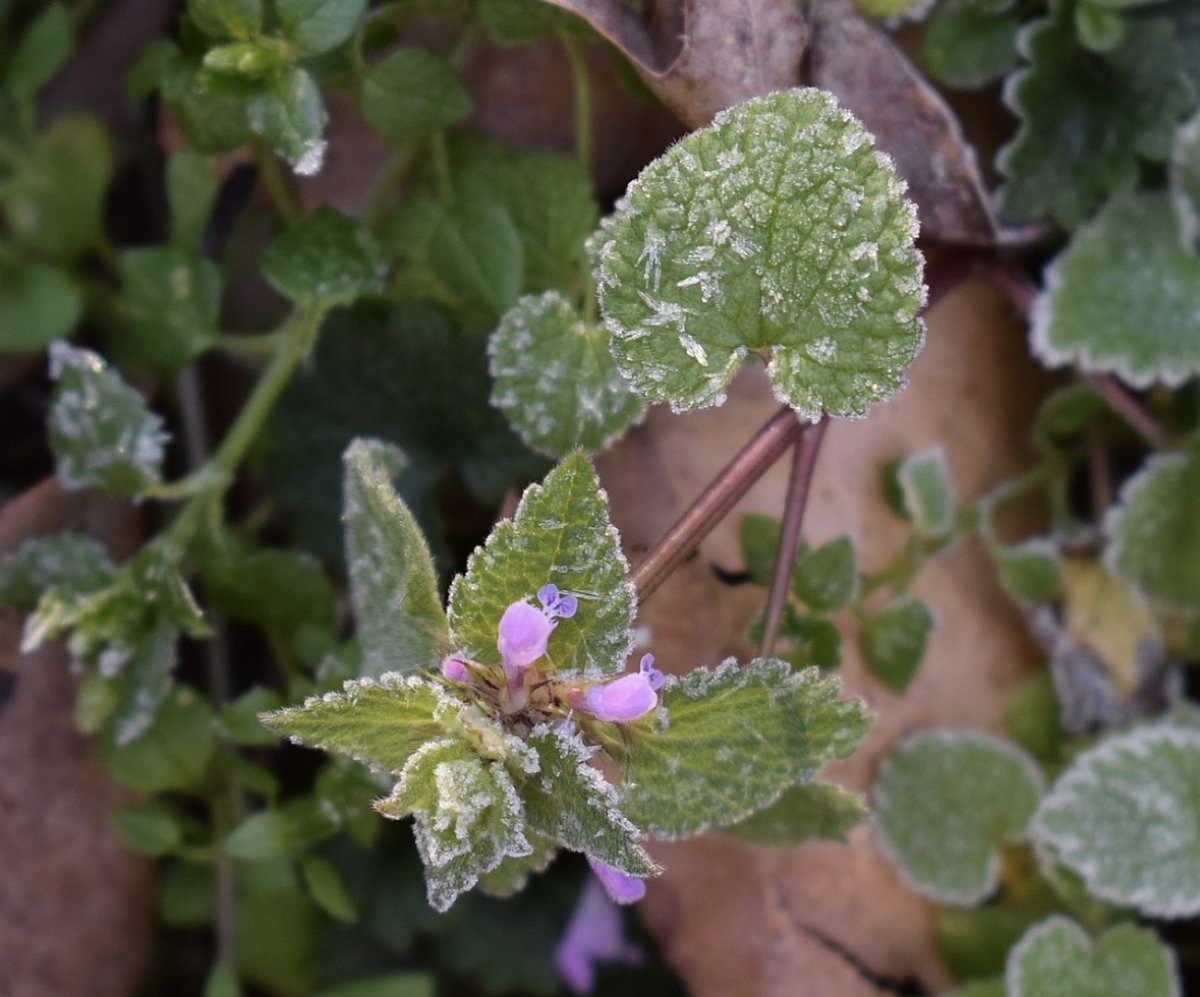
[581, 672, 658, 723]
[497, 600, 553, 670]
[555, 877, 643, 994]
[538, 583, 579, 619]
[441, 657, 470, 683]
[638, 653, 664, 691]
[587, 856, 647, 905]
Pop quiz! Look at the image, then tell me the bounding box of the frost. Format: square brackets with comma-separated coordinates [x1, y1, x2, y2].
[292, 138, 327, 177]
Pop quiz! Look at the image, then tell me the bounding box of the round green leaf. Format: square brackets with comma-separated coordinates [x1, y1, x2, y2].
[862, 595, 934, 692]
[1033, 725, 1200, 917]
[593, 87, 925, 418]
[261, 205, 384, 308]
[0, 261, 82, 352]
[488, 291, 645, 457]
[1006, 916, 1179, 997]
[360, 49, 472, 145]
[276, 0, 366, 54]
[873, 729, 1044, 904]
[1105, 448, 1200, 611]
[1031, 193, 1200, 388]
[247, 65, 326, 175]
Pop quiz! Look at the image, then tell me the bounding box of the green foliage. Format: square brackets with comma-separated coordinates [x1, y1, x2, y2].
[1171, 111, 1200, 252]
[922, 0, 1020, 89]
[0, 533, 115, 609]
[276, 0, 367, 54]
[792, 536, 857, 611]
[479, 0, 591, 42]
[619, 659, 870, 838]
[718, 781, 867, 845]
[862, 595, 934, 692]
[188, 0, 263, 40]
[360, 49, 473, 144]
[873, 730, 1044, 904]
[166, 150, 219, 250]
[894, 447, 954, 537]
[447, 452, 636, 677]
[247, 65, 326, 174]
[1005, 916, 1179, 996]
[314, 973, 433, 997]
[488, 291, 645, 457]
[995, 540, 1064, 602]
[7, 2, 72, 102]
[593, 88, 925, 418]
[0, 259, 83, 352]
[119, 247, 222, 367]
[102, 684, 218, 792]
[1003, 670, 1066, 763]
[261, 206, 384, 308]
[110, 803, 188, 856]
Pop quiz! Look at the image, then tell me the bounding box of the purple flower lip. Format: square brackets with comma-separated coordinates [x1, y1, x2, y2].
[578, 654, 664, 724]
[587, 856, 647, 905]
[497, 600, 554, 671]
[555, 874, 644, 994]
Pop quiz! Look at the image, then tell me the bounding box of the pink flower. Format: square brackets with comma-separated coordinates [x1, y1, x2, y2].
[579, 654, 664, 724]
[587, 856, 647, 905]
[556, 875, 644, 994]
[497, 601, 554, 671]
[441, 657, 471, 682]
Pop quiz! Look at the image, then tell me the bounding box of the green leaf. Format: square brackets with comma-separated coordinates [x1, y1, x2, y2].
[360, 48, 472, 144]
[999, 6, 1192, 227]
[3, 114, 111, 261]
[101, 684, 217, 793]
[895, 447, 954, 536]
[110, 803, 186, 856]
[593, 87, 925, 418]
[7, 2, 72, 102]
[1105, 448, 1200, 611]
[937, 905, 1051, 982]
[301, 852, 359, 922]
[167, 150, 218, 250]
[447, 452, 636, 678]
[236, 871, 316, 994]
[862, 595, 934, 692]
[792, 535, 857, 611]
[188, 0, 263, 39]
[1171, 111, 1200, 253]
[921, 0, 1020, 89]
[995, 540, 1064, 601]
[873, 729, 1045, 904]
[343, 438, 449, 676]
[224, 799, 338, 859]
[479, 0, 590, 42]
[619, 659, 870, 838]
[719, 781, 867, 845]
[777, 609, 843, 670]
[740, 513, 781, 587]
[521, 726, 658, 876]
[260, 673, 448, 772]
[247, 65, 326, 175]
[261, 205, 383, 308]
[220, 687, 285, 746]
[1002, 669, 1065, 763]
[202, 41, 286, 79]
[160, 861, 216, 926]
[120, 247, 222, 367]
[47, 342, 167, 495]
[277, 0, 366, 53]
[0, 260, 83, 352]
[315, 973, 434, 997]
[1006, 916, 1179, 997]
[477, 831, 558, 897]
[160, 54, 253, 153]
[489, 291, 645, 458]
[0, 533, 115, 609]
[1074, 0, 1126, 53]
[854, 0, 932, 17]
[1032, 193, 1200, 387]
[204, 963, 242, 997]
[108, 618, 178, 746]
[1033, 725, 1200, 916]
[203, 546, 336, 632]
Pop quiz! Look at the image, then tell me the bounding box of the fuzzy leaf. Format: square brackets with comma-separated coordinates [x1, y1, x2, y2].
[343, 438, 449, 676]
[360, 49, 472, 144]
[593, 87, 925, 418]
[47, 342, 167, 495]
[921, 0, 1020, 89]
[120, 247, 221, 368]
[873, 729, 1044, 905]
[477, 831, 558, 898]
[447, 452, 635, 678]
[996, 540, 1064, 602]
[0, 533, 115, 610]
[1032, 193, 1200, 386]
[895, 446, 954, 536]
[247, 65, 326, 175]
[261, 205, 384, 308]
[1105, 449, 1200, 610]
[260, 673, 448, 772]
[719, 781, 867, 845]
[1006, 916, 1179, 997]
[276, 0, 366, 54]
[999, 6, 1192, 227]
[1034, 725, 1200, 916]
[489, 291, 645, 458]
[618, 658, 870, 839]
[862, 595, 934, 692]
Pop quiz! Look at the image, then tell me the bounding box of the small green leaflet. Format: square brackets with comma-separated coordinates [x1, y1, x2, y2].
[593, 87, 925, 418]
[7, 2, 73, 102]
[360, 49, 472, 144]
[120, 246, 222, 368]
[261, 206, 384, 308]
[188, 0, 263, 40]
[343, 439, 449, 676]
[1170, 111, 1200, 253]
[0, 533, 115, 609]
[1105, 449, 1200, 611]
[619, 658, 870, 839]
[862, 595, 934, 692]
[895, 446, 954, 536]
[792, 535, 857, 612]
[47, 342, 167, 495]
[1006, 916, 1179, 997]
[158, 49, 253, 153]
[995, 540, 1064, 602]
[488, 291, 645, 457]
[0, 260, 82, 352]
[478, 831, 557, 898]
[276, 0, 366, 54]
[1031, 193, 1200, 387]
[447, 452, 636, 678]
[102, 683, 217, 793]
[873, 729, 1044, 905]
[1033, 725, 1200, 917]
[247, 65, 326, 175]
[921, 0, 1020, 90]
[718, 781, 867, 845]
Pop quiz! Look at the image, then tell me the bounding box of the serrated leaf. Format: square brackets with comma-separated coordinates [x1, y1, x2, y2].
[261, 205, 383, 308]
[619, 658, 870, 839]
[447, 452, 635, 678]
[921, 0, 1020, 89]
[7, 2, 72, 102]
[873, 729, 1044, 904]
[277, 0, 366, 54]
[1033, 725, 1200, 916]
[996, 540, 1064, 602]
[0, 533, 115, 609]
[999, 6, 1192, 227]
[188, 0, 263, 39]
[521, 726, 657, 876]
[792, 535, 857, 611]
[593, 87, 925, 418]
[247, 65, 326, 175]
[1032, 193, 1200, 386]
[102, 684, 217, 793]
[0, 259, 83, 352]
[47, 342, 167, 495]
[167, 150, 218, 250]
[778, 610, 843, 670]
[719, 781, 867, 845]
[261, 673, 447, 772]
[120, 247, 221, 367]
[477, 831, 558, 897]
[1006, 916, 1179, 997]
[895, 446, 954, 536]
[862, 595, 934, 692]
[360, 48, 472, 144]
[1105, 449, 1200, 611]
[343, 438, 449, 676]
[489, 291, 645, 458]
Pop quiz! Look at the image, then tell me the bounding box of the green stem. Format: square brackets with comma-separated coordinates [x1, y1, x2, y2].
[212, 331, 286, 356]
[363, 145, 418, 225]
[560, 32, 593, 177]
[429, 132, 453, 204]
[253, 140, 302, 224]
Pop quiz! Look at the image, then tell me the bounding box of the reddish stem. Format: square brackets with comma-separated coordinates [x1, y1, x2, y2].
[1086, 374, 1172, 450]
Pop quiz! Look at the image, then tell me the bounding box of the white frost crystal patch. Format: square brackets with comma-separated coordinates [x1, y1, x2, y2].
[594, 87, 925, 417]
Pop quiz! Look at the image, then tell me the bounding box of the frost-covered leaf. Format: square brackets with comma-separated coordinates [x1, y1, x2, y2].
[108, 618, 178, 746]
[247, 65, 326, 176]
[593, 87, 925, 418]
[522, 726, 657, 877]
[120, 247, 221, 368]
[719, 781, 867, 845]
[478, 831, 558, 898]
[261, 205, 384, 308]
[1006, 916, 1179, 997]
[777, 609, 843, 670]
[619, 659, 870, 839]
[0, 260, 82, 352]
[1033, 725, 1200, 916]
[489, 291, 645, 458]
[921, 0, 1020, 89]
[1032, 193, 1200, 386]
[862, 595, 934, 692]
[873, 729, 1044, 904]
[166, 150, 218, 250]
[0, 533, 115, 609]
[343, 438, 449, 676]
[102, 684, 217, 793]
[1105, 449, 1200, 611]
[792, 535, 857, 611]
[448, 452, 635, 678]
[999, 6, 1192, 227]
[360, 48, 472, 144]
[996, 540, 1064, 602]
[276, 0, 366, 54]
[895, 446, 954, 536]
[260, 673, 447, 772]
[47, 342, 167, 495]
[7, 2, 72, 102]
